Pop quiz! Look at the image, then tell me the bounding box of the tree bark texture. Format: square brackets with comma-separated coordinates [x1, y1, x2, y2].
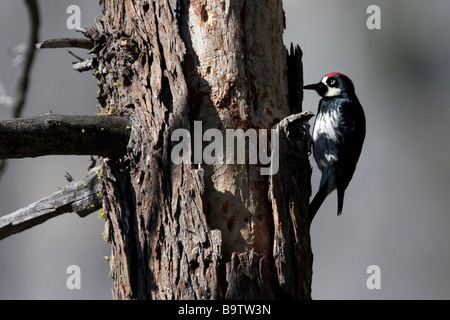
[95, 0, 312, 299]
[0, 114, 130, 159]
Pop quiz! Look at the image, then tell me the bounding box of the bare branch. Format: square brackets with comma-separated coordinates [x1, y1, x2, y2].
[0, 1, 41, 181]
[13, 0, 40, 118]
[1, 3, 100, 179]
[72, 58, 94, 72]
[67, 49, 85, 61]
[0, 114, 131, 159]
[37, 38, 94, 50]
[0, 167, 102, 241]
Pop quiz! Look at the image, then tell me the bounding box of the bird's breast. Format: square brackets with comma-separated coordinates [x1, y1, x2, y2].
[312, 108, 340, 144]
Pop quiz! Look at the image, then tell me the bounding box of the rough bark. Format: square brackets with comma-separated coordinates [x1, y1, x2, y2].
[94, 0, 313, 299]
[0, 114, 130, 159]
[270, 110, 314, 300]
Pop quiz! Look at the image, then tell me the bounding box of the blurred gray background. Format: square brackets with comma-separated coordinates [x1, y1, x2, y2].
[1, 0, 449, 299]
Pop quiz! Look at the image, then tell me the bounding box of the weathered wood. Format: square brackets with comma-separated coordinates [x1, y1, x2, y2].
[225, 250, 273, 299]
[94, 0, 313, 300]
[95, 0, 225, 299]
[0, 114, 130, 159]
[37, 38, 94, 50]
[269, 111, 314, 300]
[0, 167, 102, 240]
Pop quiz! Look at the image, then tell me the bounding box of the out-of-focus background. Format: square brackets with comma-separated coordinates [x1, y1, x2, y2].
[1, 0, 449, 299]
[0, 0, 110, 299]
[285, 0, 450, 299]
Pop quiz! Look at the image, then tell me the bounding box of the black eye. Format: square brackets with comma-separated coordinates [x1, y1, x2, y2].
[328, 79, 337, 86]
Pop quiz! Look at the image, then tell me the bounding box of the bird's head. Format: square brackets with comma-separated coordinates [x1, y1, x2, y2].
[303, 72, 355, 98]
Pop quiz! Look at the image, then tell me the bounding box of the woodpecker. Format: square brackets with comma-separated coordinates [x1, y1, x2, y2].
[303, 72, 366, 225]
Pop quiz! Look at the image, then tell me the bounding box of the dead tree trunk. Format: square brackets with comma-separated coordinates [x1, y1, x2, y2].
[96, 0, 312, 299]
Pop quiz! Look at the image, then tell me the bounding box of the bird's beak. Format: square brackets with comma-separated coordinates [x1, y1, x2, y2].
[303, 82, 327, 96]
[303, 83, 320, 90]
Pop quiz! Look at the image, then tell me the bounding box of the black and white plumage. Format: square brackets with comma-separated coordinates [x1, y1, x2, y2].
[303, 72, 366, 225]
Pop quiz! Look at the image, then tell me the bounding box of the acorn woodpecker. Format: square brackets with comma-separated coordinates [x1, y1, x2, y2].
[303, 72, 366, 225]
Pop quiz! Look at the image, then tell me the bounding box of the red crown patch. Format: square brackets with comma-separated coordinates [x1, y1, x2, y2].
[325, 72, 348, 78]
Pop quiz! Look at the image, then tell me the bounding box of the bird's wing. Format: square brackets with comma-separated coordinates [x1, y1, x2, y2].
[334, 98, 366, 191]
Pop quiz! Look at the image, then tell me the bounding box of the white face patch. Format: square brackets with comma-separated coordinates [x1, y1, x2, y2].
[324, 87, 341, 97]
[321, 76, 341, 97]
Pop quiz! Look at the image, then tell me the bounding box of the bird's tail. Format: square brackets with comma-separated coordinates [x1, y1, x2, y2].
[309, 169, 336, 225]
[337, 188, 345, 216]
[308, 186, 328, 226]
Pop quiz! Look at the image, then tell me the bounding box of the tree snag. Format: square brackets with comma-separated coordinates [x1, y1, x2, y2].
[90, 0, 314, 300]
